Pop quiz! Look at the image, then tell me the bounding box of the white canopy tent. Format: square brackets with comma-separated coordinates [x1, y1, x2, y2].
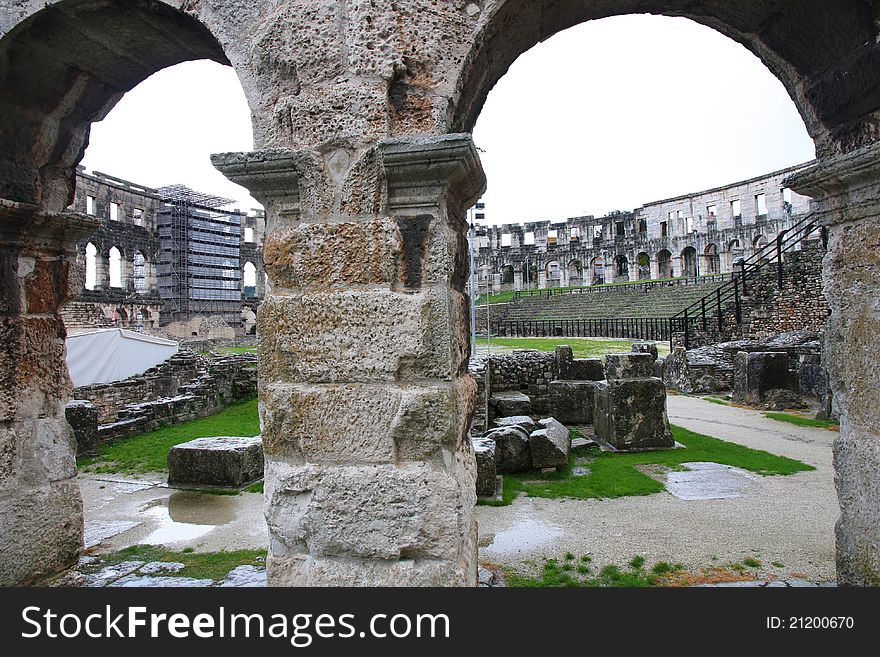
[66, 328, 179, 387]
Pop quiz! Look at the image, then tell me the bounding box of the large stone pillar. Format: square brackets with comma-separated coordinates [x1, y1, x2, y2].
[788, 143, 880, 586]
[214, 135, 484, 586]
[513, 269, 523, 291]
[0, 200, 97, 585]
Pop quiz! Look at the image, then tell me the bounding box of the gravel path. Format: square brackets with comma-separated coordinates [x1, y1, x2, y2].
[476, 395, 838, 582]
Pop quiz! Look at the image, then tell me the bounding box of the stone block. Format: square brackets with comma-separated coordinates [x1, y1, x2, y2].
[261, 379, 472, 465]
[604, 352, 654, 381]
[490, 391, 532, 417]
[471, 437, 497, 498]
[593, 378, 674, 451]
[632, 341, 659, 362]
[265, 462, 471, 562]
[549, 380, 597, 424]
[259, 288, 468, 383]
[567, 358, 605, 381]
[491, 415, 536, 433]
[732, 351, 791, 405]
[529, 418, 570, 469]
[167, 436, 264, 489]
[65, 400, 98, 456]
[483, 425, 531, 473]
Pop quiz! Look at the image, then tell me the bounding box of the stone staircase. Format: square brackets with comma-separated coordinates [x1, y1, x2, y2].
[502, 281, 725, 323]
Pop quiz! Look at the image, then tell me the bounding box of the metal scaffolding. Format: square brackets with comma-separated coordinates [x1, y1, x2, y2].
[156, 185, 243, 325]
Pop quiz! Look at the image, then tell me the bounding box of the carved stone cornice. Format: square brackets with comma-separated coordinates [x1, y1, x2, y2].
[379, 134, 486, 221]
[0, 199, 99, 247]
[211, 149, 323, 222]
[786, 142, 880, 224]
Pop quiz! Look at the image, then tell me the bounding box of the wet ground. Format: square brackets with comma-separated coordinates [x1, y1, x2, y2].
[477, 395, 838, 583]
[80, 474, 266, 553]
[80, 394, 837, 585]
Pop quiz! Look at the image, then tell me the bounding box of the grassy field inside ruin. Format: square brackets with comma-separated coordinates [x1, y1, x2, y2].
[480, 425, 814, 507]
[764, 412, 839, 430]
[475, 336, 670, 359]
[77, 397, 260, 475]
[80, 545, 267, 581]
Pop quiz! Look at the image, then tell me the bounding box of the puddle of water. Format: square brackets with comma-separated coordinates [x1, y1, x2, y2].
[139, 492, 237, 545]
[665, 462, 758, 501]
[84, 520, 142, 548]
[484, 518, 563, 557]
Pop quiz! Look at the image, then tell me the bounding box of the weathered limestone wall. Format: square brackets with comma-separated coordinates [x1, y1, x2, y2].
[214, 135, 485, 586]
[789, 145, 880, 586]
[0, 202, 96, 585]
[4, 0, 880, 587]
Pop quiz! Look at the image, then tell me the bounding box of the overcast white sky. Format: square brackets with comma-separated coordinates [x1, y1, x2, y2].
[81, 14, 816, 222]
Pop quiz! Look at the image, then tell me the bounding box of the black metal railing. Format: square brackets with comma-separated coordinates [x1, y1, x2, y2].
[497, 317, 674, 342]
[668, 212, 824, 349]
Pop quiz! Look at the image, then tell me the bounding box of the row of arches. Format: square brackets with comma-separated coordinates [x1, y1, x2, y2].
[480, 236, 776, 292]
[83, 243, 153, 292]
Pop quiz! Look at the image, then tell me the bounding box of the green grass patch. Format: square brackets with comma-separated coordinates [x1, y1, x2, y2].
[77, 398, 260, 475]
[475, 336, 668, 359]
[494, 424, 813, 505]
[705, 397, 730, 406]
[764, 412, 839, 430]
[245, 481, 264, 494]
[507, 555, 686, 587]
[742, 557, 763, 568]
[85, 545, 266, 581]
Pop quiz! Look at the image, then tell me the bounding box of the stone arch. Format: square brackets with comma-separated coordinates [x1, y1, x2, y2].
[500, 264, 515, 285]
[703, 243, 721, 275]
[590, 256, 605, 285]
[544, 260, 560, 286]
[114, 306, 129, 327]
[84, 242, 97, 291]
[657, 249, 673, 279]
[566, 260, 582, 287]
[243, 260, 258, 298]
[637, 252, 651, 280]
[681, 246, 698, 278]
[0, 0, 234, 211]
[452, 1, 880, 157]
[108, 246, 123, 288]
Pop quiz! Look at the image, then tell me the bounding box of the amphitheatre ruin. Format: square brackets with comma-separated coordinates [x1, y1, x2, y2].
[0, 0, 878, 590]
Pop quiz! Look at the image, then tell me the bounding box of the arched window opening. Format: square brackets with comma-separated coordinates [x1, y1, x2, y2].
[243, 261, 257, 298]
[109, 247, 122, 288]
[85, 242, 97, 290]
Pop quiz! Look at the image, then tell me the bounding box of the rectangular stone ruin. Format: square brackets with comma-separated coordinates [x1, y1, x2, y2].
[549, 380, 597, 424]
[604, 352, 655, 381]
[555, 345, 604, 380]
[490, 390, 532, 418]
[732, 351, 791, 405]
[167, 436, 264, 489]
[65, 400, 99, 456]
[593, 378, 674, 451]
[631, 341, 659, 362]
[529, 417, 570, 469]
[471, 437, 502, 501]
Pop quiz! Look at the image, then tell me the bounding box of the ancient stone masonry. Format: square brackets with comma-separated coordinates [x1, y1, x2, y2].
[0, 200, 96, 586]
[679, 241, 830, 349]
[213, 135, 486, 586]
[4, 0, 880, 587]
[65, 169, 267, 336]
[68, 351, 257, 454]
[470, 164, 815, 293]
